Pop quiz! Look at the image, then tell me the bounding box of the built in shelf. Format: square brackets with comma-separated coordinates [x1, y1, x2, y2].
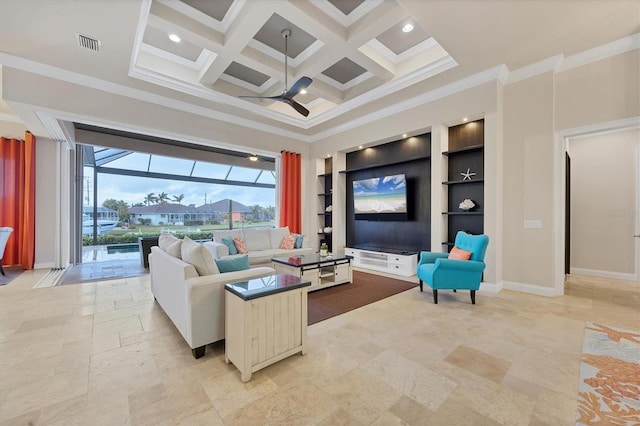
[317, 172, 332, 177]
[442, 211, 484, 215]
[317, 213, 331, 216]
[442, 179, 484, 185]
[442, 144, 484, 156]
[339, 155, 430, 174]
[442, 242, 455, 247]
[317, 192, 332, 196]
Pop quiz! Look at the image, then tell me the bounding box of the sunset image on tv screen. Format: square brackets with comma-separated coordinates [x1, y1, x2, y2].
[353, 174, 407, 214]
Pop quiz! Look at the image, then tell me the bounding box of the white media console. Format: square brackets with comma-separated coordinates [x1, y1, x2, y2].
[344, 247, 418, 277]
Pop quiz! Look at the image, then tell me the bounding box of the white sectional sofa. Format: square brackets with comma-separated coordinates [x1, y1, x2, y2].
[208, 226, 313, 266]
[149, 235, 275, 359]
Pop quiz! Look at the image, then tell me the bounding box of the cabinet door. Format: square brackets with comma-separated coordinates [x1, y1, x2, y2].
[334, 263, 351, 283]
[302, 268, 320, 289]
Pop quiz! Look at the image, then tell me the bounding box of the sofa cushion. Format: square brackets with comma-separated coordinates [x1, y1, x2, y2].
[243, 229, 271, 251]
[279, 234, 297, 249]
[293, 234, 304, 249]
[215, 254, 250, 273]
[159, 233, 182, 258]
[181, 236, 220, 276]
[203, 241, 228, 259]
[221, 236, 238, 255]
[211, 229, 242, 243]
[269, 227, 290, 249]
[233, 236, 248, 254]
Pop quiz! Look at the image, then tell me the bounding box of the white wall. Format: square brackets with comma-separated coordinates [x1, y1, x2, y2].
[34, 137, 58, 268]
[569, 128, 639, 278]
[502, 72, 556, 290]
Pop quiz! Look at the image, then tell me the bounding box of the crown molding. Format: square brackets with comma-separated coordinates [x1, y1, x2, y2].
[557, 32, 640, 73]
[504, 54, 563, 85]
[502, 32, 640, 85]
[0, 112, 22, 124]
[308, 64, 504, 142]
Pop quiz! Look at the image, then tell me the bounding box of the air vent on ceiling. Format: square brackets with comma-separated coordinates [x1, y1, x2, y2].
[77, 33, 101, 52]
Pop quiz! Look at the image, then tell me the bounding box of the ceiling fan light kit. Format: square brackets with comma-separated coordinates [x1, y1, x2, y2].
[239, 28, 312, 117]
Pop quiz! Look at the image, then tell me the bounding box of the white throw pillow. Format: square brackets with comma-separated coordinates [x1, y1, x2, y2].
[159, 233, 182, 258]
[181, 236, 219, 276]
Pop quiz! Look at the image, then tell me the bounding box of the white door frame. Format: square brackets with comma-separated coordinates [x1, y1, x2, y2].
[553, 116, 640, 293]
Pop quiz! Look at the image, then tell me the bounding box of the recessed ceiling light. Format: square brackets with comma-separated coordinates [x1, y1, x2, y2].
[326, 154, 331, 158]
[248, 154, 258, 161]
[402, 133, 407, 138]
[463, 117, 468, 122]
[168, 34, 181, 43]
[299, 89, 307, 94]
[358, 145, 363, 149]
[402, 23, 414, 33]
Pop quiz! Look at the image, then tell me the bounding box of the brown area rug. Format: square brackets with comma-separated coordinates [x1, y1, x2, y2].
[307, 270, 416, 325]
[0, 266, 25, 286]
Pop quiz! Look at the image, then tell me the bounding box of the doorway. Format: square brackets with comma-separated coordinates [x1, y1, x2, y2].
[557, 119, 640, 293]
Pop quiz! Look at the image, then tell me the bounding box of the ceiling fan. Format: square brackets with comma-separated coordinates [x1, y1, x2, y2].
[239, 29, 312, 117]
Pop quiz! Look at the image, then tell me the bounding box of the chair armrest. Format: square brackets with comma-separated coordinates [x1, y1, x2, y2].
[434, 258, 485, 272]
[418, 251, 448, 266]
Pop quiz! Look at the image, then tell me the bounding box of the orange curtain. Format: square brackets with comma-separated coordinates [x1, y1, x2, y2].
[279, 150, 301, 234]
[0, 131, 36, 269]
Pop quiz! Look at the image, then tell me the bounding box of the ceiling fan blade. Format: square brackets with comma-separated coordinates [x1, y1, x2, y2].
[283, 76, 312, 99]
[285, 98, 310, 117]
[239, 95, 284, 100]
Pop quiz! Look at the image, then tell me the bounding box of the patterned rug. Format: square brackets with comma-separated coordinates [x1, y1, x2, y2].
[576, 322, 640, 425]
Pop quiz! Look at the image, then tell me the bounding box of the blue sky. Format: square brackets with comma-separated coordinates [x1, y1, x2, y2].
[353, 174, 406, 196]
[86, 170, 275, 208]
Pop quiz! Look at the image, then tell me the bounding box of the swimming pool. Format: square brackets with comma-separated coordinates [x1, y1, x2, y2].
[106, 243, 140, 254]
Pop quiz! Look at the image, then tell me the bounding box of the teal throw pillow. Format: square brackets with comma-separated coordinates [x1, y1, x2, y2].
[221, 236, 238, 255]
[294, 234, 304, 249]
[215, 254, 250, 273]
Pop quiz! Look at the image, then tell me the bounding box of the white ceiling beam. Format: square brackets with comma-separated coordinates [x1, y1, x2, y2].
[197, 2, 274, 86]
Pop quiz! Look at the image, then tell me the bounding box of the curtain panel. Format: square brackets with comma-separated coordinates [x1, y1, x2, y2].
[0, 131, 36, 269]
[279, 150, 301, 234]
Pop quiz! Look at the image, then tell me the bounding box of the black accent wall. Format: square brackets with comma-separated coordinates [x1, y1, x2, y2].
[343, 133, 431, 253]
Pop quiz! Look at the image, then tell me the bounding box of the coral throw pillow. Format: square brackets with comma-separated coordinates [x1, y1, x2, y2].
[233, 236, 248, 254]
[279, 234, 297, 250]
[449, 246, 472, 260]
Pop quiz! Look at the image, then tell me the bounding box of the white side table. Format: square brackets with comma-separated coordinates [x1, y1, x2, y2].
[224, 274, 311, 382]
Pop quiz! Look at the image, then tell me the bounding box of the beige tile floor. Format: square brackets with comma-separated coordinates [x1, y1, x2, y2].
[0, 270, 638, 426]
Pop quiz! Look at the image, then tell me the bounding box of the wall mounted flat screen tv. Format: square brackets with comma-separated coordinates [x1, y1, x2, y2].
[353, 174, 408, 221]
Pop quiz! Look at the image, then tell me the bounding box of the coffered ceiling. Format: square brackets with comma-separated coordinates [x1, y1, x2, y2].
[132, 0, 454, 123]
[0, 0, 638, 147]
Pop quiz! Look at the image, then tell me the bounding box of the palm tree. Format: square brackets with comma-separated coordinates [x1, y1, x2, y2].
[158, 192, 170, 204]
[172, 194, 184, 204]
[144, 193, 157, 206]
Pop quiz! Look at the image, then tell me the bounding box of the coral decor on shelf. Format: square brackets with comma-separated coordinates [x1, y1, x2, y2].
[458, 199, 476, 211]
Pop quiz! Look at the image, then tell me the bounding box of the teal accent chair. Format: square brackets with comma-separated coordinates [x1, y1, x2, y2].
[417, 231, 489, 304]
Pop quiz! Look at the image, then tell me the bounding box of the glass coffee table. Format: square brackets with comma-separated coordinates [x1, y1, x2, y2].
[271, 251, 353, 292]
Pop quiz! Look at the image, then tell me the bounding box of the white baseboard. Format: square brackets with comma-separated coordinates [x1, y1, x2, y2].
[570, 267, 637, 281]
[501, 280, 560, 297]
[479, 281, 502, 292]
[33, 262, 55, 269]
